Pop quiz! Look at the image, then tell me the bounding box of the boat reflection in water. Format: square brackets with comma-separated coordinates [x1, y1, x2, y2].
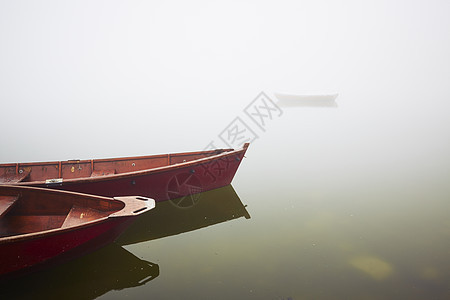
[117, 184, 251, 245]
[0, 243, 159, 299]
[0, 184, 249, 299]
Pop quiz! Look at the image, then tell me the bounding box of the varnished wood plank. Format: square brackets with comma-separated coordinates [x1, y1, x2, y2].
[0, 215, 66, 237]
[61, 206, 108, 228]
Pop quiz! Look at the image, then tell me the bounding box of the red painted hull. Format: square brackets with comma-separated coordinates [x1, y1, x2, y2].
[16, 145, 249, 202]
[0, 217, 133, 278]
[0, 185, 154, 279]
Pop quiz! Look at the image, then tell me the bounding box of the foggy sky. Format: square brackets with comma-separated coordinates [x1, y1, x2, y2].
[1, 0, 449, 176]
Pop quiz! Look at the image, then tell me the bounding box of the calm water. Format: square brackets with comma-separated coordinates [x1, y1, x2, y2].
[1, 130, 449, 299]
[1, 0, 450, 299]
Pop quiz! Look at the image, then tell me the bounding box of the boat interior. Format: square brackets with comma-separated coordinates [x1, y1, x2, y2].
[0, 149, 230, 184]
[0, 187, 124, 238]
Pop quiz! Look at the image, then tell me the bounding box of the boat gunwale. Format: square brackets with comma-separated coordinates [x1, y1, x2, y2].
[0, 147, 235, 167]
[11, 144, 249, 186]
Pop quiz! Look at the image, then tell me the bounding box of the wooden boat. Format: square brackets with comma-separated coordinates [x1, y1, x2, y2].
[0, 185, 155, 278]
[274, 92, 338, 107]
[0, 144, 249, 202]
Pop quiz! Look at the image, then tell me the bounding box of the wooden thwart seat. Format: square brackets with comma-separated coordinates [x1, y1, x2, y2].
[0, 195, 19, 217]
[62, 205, 107, 228]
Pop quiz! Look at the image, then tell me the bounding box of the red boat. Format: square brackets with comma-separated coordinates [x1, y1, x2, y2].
[0, 144, 249, 203]
[0, 185, 154, 278]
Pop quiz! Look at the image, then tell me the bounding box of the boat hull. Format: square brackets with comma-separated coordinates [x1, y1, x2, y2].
[0, 216, 133, 278]
[22, 147, 248, 202]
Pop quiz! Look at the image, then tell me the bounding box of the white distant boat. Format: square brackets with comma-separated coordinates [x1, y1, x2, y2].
[274, 92, 338, 107]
